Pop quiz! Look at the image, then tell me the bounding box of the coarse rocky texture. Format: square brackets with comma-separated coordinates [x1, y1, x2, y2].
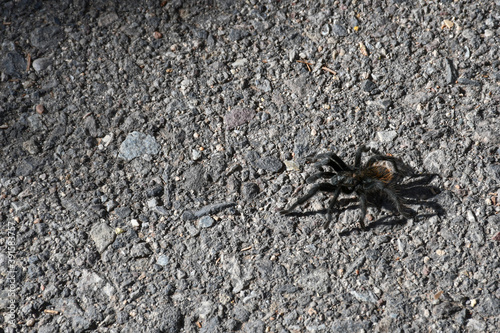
[1, 0, 499, 332]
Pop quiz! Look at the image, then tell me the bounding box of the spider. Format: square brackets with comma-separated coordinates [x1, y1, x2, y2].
[280, 145, 415, 230]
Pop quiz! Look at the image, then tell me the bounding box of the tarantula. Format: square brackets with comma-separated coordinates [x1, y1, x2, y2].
[280, 145, 414, 230]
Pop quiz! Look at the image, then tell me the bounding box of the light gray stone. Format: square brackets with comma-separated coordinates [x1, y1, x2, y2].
[118, 131, 160, 161]
[90, 223, 115, 253]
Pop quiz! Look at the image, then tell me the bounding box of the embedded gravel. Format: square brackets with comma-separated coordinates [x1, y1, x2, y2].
[1, 0, 499, 332]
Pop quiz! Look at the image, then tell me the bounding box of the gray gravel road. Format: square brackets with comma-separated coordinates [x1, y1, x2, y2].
[1, 0, 499, 332]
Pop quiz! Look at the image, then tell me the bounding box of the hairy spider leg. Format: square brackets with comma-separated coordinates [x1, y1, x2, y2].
[327, 154, 351, 172]
[357, 191, 367, 230]
[280, 183, 338, 215]
[311, 153, 351, 172]
[382, 187, 414, 218]
[354, 145, 370, 168]
[306, 171, 337, 184]
[309, 158, 332, 168]
[364, 181, 413, 219]
[324, 187, 342, 229]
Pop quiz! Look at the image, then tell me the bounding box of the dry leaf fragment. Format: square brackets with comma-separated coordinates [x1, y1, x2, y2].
[359, 42, 369, 56]
[441, 20, 454, 29]
[434, 290, 443, 300]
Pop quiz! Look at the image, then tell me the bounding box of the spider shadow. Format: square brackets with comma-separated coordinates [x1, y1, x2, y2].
[285, 173, 444, 235]
[285, 205, 409, 235]
[338, 216, 408, 236]
[397, 173, 445, 215]
[341, 173, 445, 234]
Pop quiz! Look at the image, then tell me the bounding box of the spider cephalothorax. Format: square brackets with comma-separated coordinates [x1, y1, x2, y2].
[280, 145, 414, 230]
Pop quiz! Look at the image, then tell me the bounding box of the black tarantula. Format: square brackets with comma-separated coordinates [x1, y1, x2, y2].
[280, 145, 414, 230]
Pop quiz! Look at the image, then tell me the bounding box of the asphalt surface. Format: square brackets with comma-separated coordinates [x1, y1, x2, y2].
[1, 0, 499, 332]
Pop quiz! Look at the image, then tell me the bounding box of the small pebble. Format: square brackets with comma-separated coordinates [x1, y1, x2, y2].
[115, 227, 125, 235]
[484, 30, 494, 38]
[32, 57, 52, 72]
[377, 130, 397, 142]
[436, 249, 446, 256]
[157, 254, 169, 266]
[284, 160, 300, 171]
[192, 149, 202, 161]
[130, 219, 140, 228]
[35, 104, 44, 114]
[147, 198, 158, 208]
[118, 131, 160, 161]
[331, 24, 348, 37]
[199, 216, 215, 228]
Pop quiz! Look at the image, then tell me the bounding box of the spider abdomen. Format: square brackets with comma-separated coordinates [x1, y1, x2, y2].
[359, 165, 393, 184]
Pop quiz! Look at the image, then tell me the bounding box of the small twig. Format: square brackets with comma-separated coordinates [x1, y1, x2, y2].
[292, 184, 305, 197]
[26, 53, 31, 72]
[44, 309, 59, 315]
[241, 246, 252, 252]
[296, 60, 312, 72]
[321, 66, 336, 75]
